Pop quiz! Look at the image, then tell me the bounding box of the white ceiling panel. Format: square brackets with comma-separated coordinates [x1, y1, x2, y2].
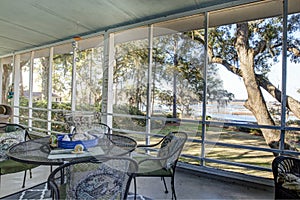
[0, 0, 299, 58]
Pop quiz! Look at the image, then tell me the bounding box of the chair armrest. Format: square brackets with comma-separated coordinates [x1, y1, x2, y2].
[137, 133, 173, 148]
[134, 146, 158, 155]
[137, 139, 164, 148]
[137, 143, 158, 148]
[28, 132, 47, 140]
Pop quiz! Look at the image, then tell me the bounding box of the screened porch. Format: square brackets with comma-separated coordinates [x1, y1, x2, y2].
[0, 0, 300, 199]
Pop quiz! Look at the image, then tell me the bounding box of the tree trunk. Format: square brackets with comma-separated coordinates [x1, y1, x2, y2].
[235, 23, 280, 146]
[2, 64, 12, 103]
[41, 57, 49, 100]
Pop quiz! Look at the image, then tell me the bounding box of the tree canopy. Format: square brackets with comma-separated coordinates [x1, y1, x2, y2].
[186, 14, 300, 149]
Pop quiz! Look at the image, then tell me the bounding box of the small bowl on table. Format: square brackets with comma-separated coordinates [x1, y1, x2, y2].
[57, 134, 98, 150]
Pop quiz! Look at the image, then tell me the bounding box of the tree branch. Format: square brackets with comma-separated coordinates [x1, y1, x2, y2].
[271, 42, 300, 57]
[256, 75, 300, 119]
[211, 56, 300, 119]
[211, 56, 243, 76]
[189, 28, 300, 120]
[288, 46, 300, 57]
[253, 40, 267, 56]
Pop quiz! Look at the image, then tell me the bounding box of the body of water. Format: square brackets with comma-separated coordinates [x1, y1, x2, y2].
[190, 102, 255, 123]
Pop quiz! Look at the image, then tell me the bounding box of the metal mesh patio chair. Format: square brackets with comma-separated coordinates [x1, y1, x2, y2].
[63, 111, 111, 138]
[272, 155, 300, 199]
[88, 122, 111, 138]
[133, 131, 188, 200]
[47, 156, 138, 200]
[0, 123, 38, 188]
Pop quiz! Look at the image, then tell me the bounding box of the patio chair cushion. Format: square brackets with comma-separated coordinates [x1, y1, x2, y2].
[59, 168, 134, 199]
[48, 157, 138, 200]
[69, 166, 125, 199]
[134, 155, 172, 176]
[0, 129, 24, 161]
[0, 124, 37, 173]
[279, 173, 300, 191]
[57, 184, 67, 200]
[0, 123, 39, 188]
[132, 131, 188, 200]
[0, 159, 37, 175]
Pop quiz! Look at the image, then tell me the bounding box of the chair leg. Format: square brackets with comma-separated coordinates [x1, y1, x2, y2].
[22, 170, 27, 188]
[161, 177, 168, 193]
[171, 174, 176, 200]
[133, 177, 137, 200]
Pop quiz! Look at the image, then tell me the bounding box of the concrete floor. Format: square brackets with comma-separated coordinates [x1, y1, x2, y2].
[133, 168, 274, 200]
[0, 166, 274, 199]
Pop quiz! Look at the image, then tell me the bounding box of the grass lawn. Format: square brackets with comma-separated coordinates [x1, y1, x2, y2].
[129, 121, 275, 179]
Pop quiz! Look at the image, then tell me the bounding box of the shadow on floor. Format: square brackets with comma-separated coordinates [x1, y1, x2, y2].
[0, 166, 274, 199]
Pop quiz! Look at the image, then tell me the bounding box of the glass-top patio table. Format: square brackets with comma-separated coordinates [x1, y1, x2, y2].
[7, 134, 137, 166]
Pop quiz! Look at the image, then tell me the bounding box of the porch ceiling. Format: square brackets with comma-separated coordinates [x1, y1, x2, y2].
[0, 0, 299, 58]
[0, 0, 257, 57]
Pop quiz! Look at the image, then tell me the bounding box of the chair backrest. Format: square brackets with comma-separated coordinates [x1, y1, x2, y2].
[272, 155, 300, 199]
[88, 122, 111, 138]
[157, 131, 188, 169]
[63, 111, 110, 138]
[272, 156, 300, 184]
[0, 104, 12, 123]
[0, 123, 28, 162]
[48, 156, 138, 200]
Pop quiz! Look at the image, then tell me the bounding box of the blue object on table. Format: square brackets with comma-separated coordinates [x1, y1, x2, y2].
[57, 134, 98, 149]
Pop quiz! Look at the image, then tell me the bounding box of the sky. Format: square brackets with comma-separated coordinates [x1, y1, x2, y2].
[219, 61, 300, 102]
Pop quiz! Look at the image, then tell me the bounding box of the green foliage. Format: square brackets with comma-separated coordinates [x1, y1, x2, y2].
[18, 97, 72, 133]
[18, 97, 102, 134]
[51, 102, 72, 132]
[129, 106, 146, 127]
[165, 112, 180, 119]
[156, 33, 233, 106]
[112, 31, 236, 119]
[196, 14, 300, 74]
[113, 104, 146, 129]
[156, 90, 173, 106]
[115, 41, 148, 109]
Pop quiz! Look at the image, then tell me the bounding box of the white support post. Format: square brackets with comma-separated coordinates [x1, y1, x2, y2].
[102, 32, 114, 128]
[0, 59, 2, 103]
[47, 47, 53, 134]
[146, 25, 153, 145]
[71, 41, 78, 112]
[13, 54, 21, 123]
[28, 51, 34, 130]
